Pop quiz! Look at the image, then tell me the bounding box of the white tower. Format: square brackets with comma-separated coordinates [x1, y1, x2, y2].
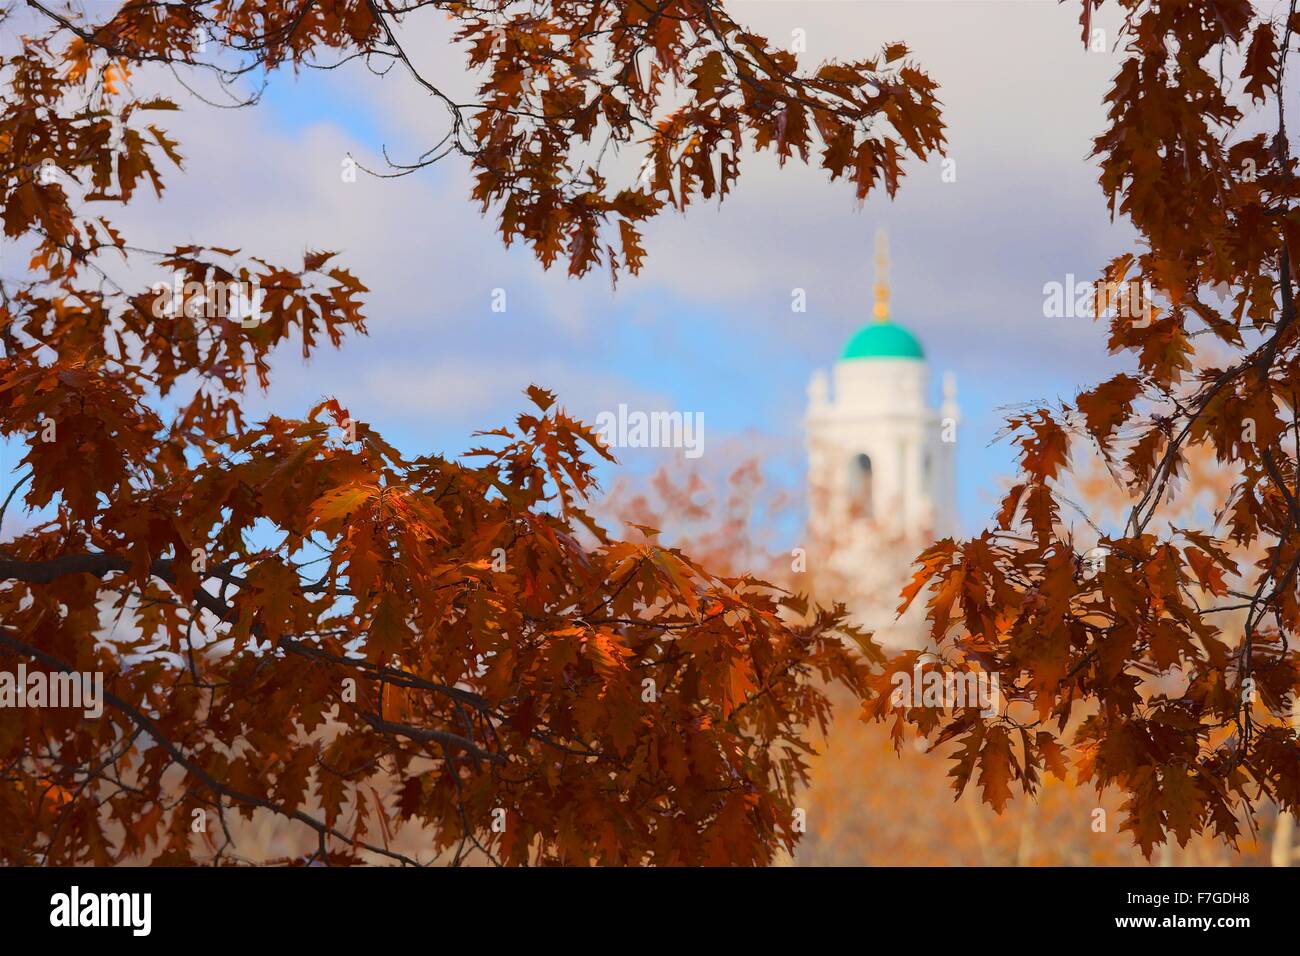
[805, 230, 959, 647]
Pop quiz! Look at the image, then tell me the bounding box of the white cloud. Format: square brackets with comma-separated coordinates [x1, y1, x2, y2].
[45, 0, 1159, 512]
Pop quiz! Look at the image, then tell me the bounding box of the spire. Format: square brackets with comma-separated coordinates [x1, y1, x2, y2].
[873, 227, 890, 323]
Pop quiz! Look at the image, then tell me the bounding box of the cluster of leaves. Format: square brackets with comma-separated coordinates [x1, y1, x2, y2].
[457, 0, 944, 279]
[0, 383, 875, 864]
[0, 0, 905, 865]
[7, 0, 944, 283]
[590, 434, 1288, 864]
[878, 0, 1300, 858]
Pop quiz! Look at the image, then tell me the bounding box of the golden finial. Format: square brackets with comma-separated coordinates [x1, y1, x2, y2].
[873, 227, 890, 323]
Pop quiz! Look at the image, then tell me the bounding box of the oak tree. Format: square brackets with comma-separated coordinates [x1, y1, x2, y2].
[877, 0, 1300, 859]
[0, 0, 940, 864]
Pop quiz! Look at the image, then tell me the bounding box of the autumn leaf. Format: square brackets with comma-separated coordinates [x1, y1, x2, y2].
[976, 726, 1016, 813]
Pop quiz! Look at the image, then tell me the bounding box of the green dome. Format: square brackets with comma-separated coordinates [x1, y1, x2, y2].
[841, 320, 925, 361]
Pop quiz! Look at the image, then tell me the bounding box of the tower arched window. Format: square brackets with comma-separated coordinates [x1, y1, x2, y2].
[851, 453, 874, 519]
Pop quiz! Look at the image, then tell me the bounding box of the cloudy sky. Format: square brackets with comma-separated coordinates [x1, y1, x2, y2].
[6, 0, 1171, 537]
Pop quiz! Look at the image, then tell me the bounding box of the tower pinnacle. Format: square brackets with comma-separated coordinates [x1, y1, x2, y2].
[873, 227, 890, 323]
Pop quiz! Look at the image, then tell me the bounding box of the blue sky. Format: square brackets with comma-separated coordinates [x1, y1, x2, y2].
[237, 0, 1135, 534]
[4, 0, 1169, 545]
